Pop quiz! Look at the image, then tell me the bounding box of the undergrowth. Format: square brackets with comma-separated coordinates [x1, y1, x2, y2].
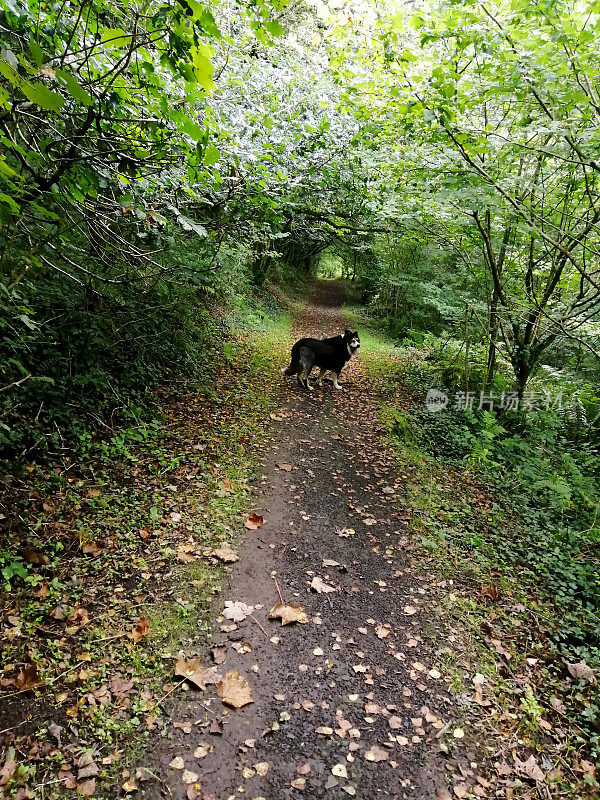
[350, 307, 600, 786]
[0, 291, 292, 798]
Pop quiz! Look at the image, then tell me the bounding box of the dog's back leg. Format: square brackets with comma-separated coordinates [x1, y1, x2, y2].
[297, 347, 314, 390]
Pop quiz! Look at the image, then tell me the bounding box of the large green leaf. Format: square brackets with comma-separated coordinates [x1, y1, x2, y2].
[21, 81, 64, 111]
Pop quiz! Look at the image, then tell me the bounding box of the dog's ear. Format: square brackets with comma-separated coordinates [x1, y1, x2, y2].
[344, 329, 352, 337]
[353, 331, 359, 337]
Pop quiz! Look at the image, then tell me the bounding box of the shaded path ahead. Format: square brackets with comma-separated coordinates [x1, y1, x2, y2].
[153, 282, 453, 800]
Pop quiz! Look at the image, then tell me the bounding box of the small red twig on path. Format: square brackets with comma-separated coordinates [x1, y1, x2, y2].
[273, 575, 284, 604]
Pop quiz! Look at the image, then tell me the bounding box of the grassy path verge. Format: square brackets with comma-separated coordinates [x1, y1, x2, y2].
[347, 309, 599, 799]
[0, 300, 293, 798]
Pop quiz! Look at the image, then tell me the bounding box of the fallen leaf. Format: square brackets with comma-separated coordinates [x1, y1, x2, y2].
[0, 761, 17, 786]
[15, 664, 43, 691]
[479, 583, 500, 602]
[567, 659, 596, 683]
[182, 770, 198, 784]
[175, 657, 221, 690]
[213, 542, 239, 563]
[223, 601, 254, 622]
[245, 513, 264, 530]
[82, 541, 103, 557]
[365, 745, 388, 762]
[297, 763, 311, 775]
[389, 716, 403, 730]
[209, 718, 223, 735]
[77, 779, 96, 797]
[268, 603, 308, 625]
[514, 755, 544, 782]
[131, 618, 149, 643]
[332, 764, 348, 778]
[375, 623, 391, 639]
[169, 757, 185, 770]
[276, 462, 293, 471]
[122, 779, 138, 792]
[217, 670, 253, 708]
[316, 726, 334, 736]
[291, 778, 306, 790]
[212, 645, 227, 664]
[310, 576, 335, 594]
[436, 790, 452, 800]
[24, 547, 48, 565]
[177, 543, 198, 563]
[255, 762, 269, 776]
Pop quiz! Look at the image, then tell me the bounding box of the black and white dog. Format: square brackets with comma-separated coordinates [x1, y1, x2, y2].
[281, 329, 360, 390]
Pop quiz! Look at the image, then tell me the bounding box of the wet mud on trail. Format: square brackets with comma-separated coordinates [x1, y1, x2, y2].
[149, 282, 455, 800]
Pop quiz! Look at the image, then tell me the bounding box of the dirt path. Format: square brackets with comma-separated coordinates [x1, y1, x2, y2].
[150, 283, 452, 800]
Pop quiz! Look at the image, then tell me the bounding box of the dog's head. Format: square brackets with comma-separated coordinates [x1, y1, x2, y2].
[343, 329, 360, 354]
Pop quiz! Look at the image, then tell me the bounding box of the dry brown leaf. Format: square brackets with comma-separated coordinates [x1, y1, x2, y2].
[0, 761, 17, 786]
[436, 789, 452, 800]
[177, 543, 198, 563]
[514, 755, 544, 782]
[388, 716, 403, 730]
[82, 541, 103, 557]
[487, 637, 511, 660]
[375, 623, 391, 639]
[77, 779, 96, 797]
[567, 659, 596, 683]
[268, 603, 308, 625]
[217, 670, 253, 708]
[15, 663, 43, 691]
[479, 583, 500, 602]
[182, 769, 198, 784]
[245, 513, 264, 530]
[175, 657, 221, 690]
[223, 601, 254, 622]
[310, 576, 335, 594]
[24, 547, 48, 565]
[213, 542, 239, 563]
[169, 757, 185, 769]
[212, 645, 227, 664]
[131, 617, 149, 643]
[365, 745, 388, 763]
[276, 462, 293, 471]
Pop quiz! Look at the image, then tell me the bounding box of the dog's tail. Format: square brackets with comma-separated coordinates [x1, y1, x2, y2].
[281, 362, 299, 377]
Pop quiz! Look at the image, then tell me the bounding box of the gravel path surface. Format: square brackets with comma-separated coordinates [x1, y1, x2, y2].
[150, 283, 453, 800]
